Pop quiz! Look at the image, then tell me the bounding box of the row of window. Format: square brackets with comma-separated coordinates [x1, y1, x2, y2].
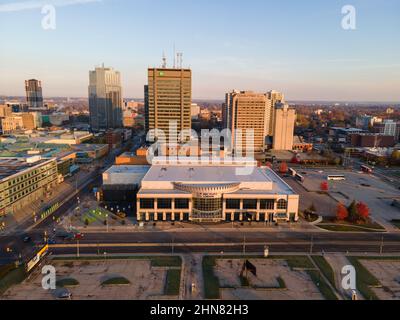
[139, 198, 288, 210]
[138, 212, 190, 221]
[139, 198, 190, 210]
[226, 199, 287, 210]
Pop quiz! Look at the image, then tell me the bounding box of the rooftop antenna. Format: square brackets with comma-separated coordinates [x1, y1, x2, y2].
[162, 52, 167, 68]
[176, 52, 183, 68]
[173, 43, 176, 69]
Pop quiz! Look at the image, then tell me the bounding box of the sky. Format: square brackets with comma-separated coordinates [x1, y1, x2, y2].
[0, 0, 399, 101]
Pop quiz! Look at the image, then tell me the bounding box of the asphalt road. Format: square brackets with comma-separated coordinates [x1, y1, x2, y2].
[1, 229, 397, 264]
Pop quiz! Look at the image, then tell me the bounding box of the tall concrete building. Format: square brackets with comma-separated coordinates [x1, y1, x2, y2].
[89, 66, 123, 131]
[0, 105, 12, 118]
[273, 102, 296, 151]
[25, 79, 45, 110]
[227, 91, 271, 153]
[223, 90, 240, 130]
[266, 90, 285, 136]
[145, 68, 192, 141]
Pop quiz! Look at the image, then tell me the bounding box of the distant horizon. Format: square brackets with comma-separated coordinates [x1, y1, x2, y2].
[1, 94, 400, 105]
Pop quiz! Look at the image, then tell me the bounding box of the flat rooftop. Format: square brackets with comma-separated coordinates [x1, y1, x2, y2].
[0, 157, 52, 181]
[103, 165, 151, 186]
[105, 165, 150, 175]
[143, 165, 271, 184]
[141, 164, 295, 195]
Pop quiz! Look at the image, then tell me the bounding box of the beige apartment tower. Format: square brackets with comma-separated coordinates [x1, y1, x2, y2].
[273, 103, 296, 150]
[228, 91, 271, 153]
[267, 90, 285, 136]
[146, 68, 192, 141]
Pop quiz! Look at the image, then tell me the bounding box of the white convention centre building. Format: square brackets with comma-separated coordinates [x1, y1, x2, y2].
[136, 158, 299, 223]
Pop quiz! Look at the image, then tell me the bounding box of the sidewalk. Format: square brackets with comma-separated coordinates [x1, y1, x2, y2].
[68, 220, 323, 234]
[0, 170, 97, 235]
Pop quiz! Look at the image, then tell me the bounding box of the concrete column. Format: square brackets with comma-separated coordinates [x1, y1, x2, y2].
[145, 212, 149, 221]
[163, 212, 166, 221]
[136, 199, 141, 221]
[222, 198, 226, 221]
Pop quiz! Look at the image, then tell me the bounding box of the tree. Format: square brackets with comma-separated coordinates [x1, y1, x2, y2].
[84, 219, 89, 226]
[320, 181, 329, 191]
[309, 203, 317, 213]
[336, 203, 348, 221]
[279, 162, 288, 174]
[347, 201, 358, 222]
[356, 202, 370, 221]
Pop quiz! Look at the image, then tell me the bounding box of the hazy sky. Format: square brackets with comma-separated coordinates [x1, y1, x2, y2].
[0, 0, 399, 101]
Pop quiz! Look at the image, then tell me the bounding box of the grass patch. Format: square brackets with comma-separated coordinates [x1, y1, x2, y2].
[391, 220, 400, 229]
[273, 255, 315, 269]
[202, 256, 220, 299]
[101, 277, 130, 286]
[347, 257, 380, 300]
[277, 276, 286, 289]
[164, 269, 181, 296]
[311, 255, 335, 288]
[53, 255, 182, 267]
[56, 278, 79, 288]
[239, 275, 250, 287]
[318, 224, 384, 232]
[307, 270, 338, 300]
[150, 256, 182, 268]
[0, 265, 27, 295]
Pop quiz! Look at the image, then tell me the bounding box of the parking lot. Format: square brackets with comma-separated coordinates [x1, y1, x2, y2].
[2, 258, 175, 300]
[284, 168, 400, 229]
[216, 258, 324, 300]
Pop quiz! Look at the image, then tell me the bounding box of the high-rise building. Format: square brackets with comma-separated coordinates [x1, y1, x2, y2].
[266, 90, 285, 136]
[273, 102, 296, 150]
[145, 68, 192, 141]
[223, 90, 240, 130]
[1, 112, 42, 133]
[378, 120, 400, 141]
[0, 157, 58, 216]
[89, 66, 123, 131]
[25, 79, 45, 110]
[227, 91, 271, 153]
[0, 105, 12, 118]
[191, 103, 200, 120]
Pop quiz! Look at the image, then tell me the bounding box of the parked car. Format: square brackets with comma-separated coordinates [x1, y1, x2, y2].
[73, 233, 84, 240]
[23, 236, 32, 243]
[57, 290, 72, 300]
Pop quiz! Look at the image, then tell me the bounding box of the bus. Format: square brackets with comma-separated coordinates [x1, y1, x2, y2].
[327, 175, 346, 181]
[295, 173, 305, 183]
[361, 165, 373, 174]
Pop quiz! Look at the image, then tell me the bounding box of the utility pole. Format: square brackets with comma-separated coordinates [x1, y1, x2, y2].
[77, 240, 80, 258]
[310, 235, 314, 254]
[380, 236, 384, 255]
[171, 236, 175, 255]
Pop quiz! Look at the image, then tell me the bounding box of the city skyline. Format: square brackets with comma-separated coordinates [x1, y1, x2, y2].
[0, 0, 400, 101]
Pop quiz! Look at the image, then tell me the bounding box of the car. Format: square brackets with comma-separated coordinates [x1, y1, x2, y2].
[57, 291, 72, 300]
[73, 233, 84, 240]
[23, 236, 32, 243]
[47, 238, 56, 244]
